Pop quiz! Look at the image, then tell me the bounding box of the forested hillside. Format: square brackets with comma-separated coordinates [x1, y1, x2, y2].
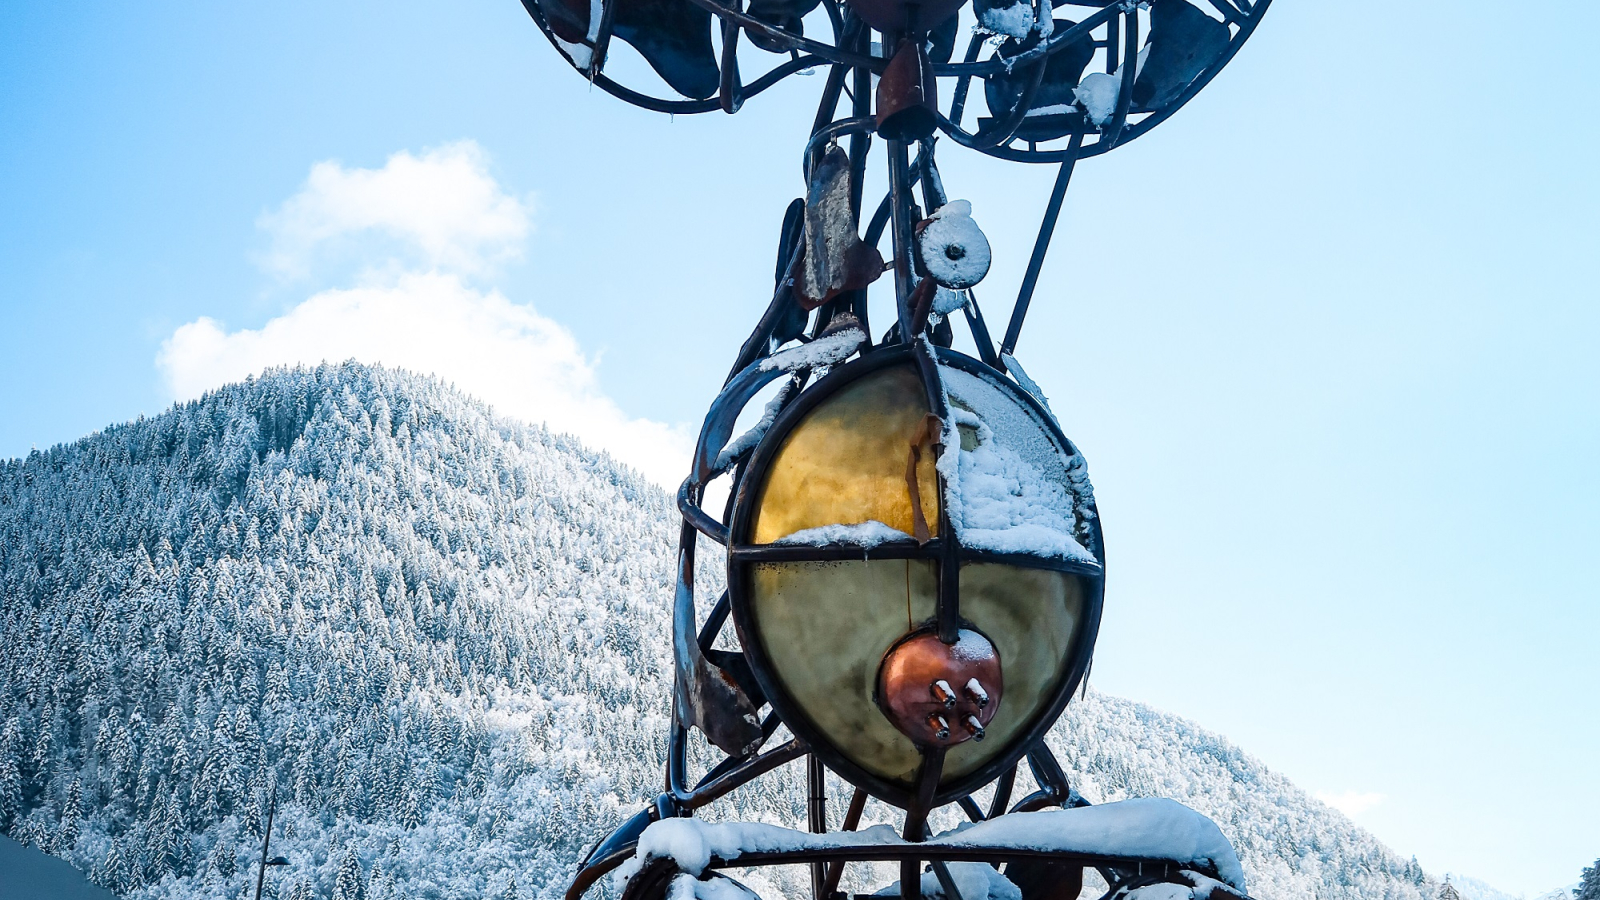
[0, 364, 1487, 899]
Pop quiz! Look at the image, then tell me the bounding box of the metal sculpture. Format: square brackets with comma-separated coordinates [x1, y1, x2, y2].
[517, 1, 1272, 898]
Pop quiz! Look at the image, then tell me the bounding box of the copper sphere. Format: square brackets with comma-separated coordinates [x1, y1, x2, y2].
[878, 628, 1003, 747]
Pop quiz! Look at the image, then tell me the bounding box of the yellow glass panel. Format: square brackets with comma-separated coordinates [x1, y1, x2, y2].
[749, 559, 1085, 788]
[943, 565, 1084, 780]
[751, 559, 938, 784]
[752, 364, 940, 544]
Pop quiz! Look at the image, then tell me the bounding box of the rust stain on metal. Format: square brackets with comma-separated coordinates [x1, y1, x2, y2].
[875, 39, 938, 141]
[903, 412, 941, 544]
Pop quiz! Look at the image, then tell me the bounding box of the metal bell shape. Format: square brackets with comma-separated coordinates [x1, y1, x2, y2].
[876, 39, 938, 142]
[1132, 0, 1230, 110]
[798, 146, 884, 309]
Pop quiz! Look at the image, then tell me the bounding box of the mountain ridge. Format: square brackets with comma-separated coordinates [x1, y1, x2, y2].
[0, 363, 1513, 900]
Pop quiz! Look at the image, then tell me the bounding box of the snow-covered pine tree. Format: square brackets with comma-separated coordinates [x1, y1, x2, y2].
[57, 777, 81, 853]
[1576, 860, 1600, 900]
[209, 837, 237, 881]
[333, 844, 365, 900]
[0, 726, 20, 829]
[0, 362, 1493, 900]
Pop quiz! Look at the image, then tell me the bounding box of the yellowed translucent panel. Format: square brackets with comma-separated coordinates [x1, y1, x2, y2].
[752, 364, 940, 544]
[751, 559, 938, 783]
[749, 560, 1085, 788]
[942, 565, 1083, 780]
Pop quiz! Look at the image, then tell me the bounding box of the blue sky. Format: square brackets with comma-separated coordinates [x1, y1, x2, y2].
[2, 1, 1596, 893]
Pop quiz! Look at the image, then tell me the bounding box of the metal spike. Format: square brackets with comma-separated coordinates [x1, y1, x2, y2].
[964, 677, 989, 709]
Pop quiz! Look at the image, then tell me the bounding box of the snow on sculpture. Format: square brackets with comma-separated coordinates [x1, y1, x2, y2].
[514, 0, 1276, 899]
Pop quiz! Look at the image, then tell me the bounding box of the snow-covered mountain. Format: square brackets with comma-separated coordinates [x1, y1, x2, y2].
[0, 364, 1505, 900]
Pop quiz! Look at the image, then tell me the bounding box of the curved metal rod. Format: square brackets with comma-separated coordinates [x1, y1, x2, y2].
[986, 765, 1017, 819]
[933, 0, 1273, 164]
[946, 31, 987, 129]
[705, 847, 1237, 895]
[966, 52, 1048, 149]
[678, 479, 731, 544]
[1101, 6, 1139, 148]
[803, 116, 877, 180]
[820, 0, 847, 43]
[674, 737, 810, 809]
[932, 4, 1120, 77]
[811, 64, 850, 134]
[1112, 0, 1272, 143]
[587, 53, 826, 115]
[862, 146, 924, 250]
[682, 0, 885, 72]
[719, 0, 745, 114]
[936, 111, 1073, 159]
[693, 711, 786, 787]
[539, 0, 1265, 132]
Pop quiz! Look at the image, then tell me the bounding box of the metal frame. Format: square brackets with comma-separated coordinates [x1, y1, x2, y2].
[724, 344, 1105, 812]
[619, 851, 1252, 900]
[515, 1, 1275, 898]
[520, 0, 1274, 163]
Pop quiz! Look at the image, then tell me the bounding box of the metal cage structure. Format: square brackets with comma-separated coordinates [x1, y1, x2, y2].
[514, 1, 1274, 899]
[724, 344, 1104, 811]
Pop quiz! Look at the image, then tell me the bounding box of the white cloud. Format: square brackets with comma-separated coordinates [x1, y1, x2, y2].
[1315, 790, 1386, 819]
[159, 142, 691, 487]
[258, 141, 531, 278]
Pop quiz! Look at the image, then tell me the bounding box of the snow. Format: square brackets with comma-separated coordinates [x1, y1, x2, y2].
[978, 0, 1035, 39]
[0, 361, 1498, 900]
[550, 0, 603, 70]
[919, 201, 992, 290]
[628, 819, 902, 878]
[949, 631, 997, 662]
[1182, 870, 1235, 900]
[1074, 73, 1120, 126]
[759, 326, 865, 373]
[933, 800, 1246, 892]
[964, 678, 989, 705]
[670, 873, 760, 900]
[627, 800, 1243, 892]
[714, 383, 792, 472]
[1023, 103, 1076, 118]
[1076, 47, 1151, 126]
[772, 520, 915, 548]
[999, 352, 1052, 414]
[936, 365, 1095, 563]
